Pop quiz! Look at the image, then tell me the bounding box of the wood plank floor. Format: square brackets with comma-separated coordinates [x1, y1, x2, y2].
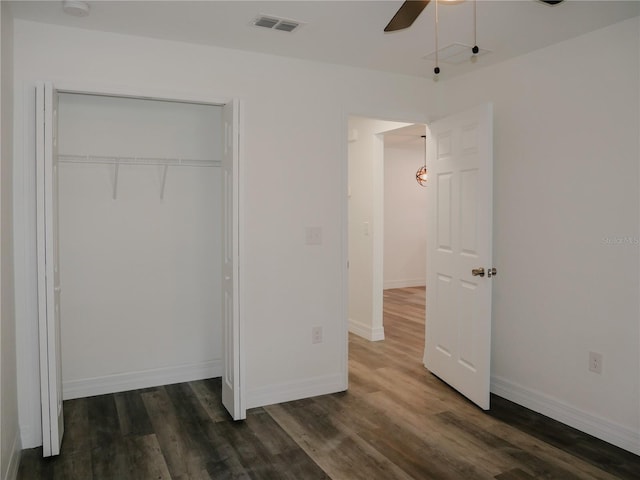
[18, 287, 640, 479]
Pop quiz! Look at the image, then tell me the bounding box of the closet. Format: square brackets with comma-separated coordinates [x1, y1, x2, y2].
[56, 93, 224, 400]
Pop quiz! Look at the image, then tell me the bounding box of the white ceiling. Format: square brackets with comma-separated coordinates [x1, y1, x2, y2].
[8, 0, 640, 79]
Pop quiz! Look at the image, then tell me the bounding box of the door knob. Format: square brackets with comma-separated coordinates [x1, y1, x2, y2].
[471, 268, 485, 277]
[488, 267, 497, 278]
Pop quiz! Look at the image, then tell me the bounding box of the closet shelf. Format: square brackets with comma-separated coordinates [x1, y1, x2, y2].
[58, 154, 221, 167]
[59, 154, 221, 201]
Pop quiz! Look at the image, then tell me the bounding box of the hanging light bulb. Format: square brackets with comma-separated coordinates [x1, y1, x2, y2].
[416, 135, 428, 187]
[416, 166, 428, 186]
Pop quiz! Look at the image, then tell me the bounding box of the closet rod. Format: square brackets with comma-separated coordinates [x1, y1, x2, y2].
[58, 154, 221, 167]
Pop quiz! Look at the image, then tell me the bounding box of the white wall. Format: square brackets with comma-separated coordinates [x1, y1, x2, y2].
[347, 117, 412, 341]
[383, 145, 427, 289]
[433, 17, 640, 453]
[12, 12, 639, 457]
[56, 93, 223, 399]
[12, 20, 432, 447]
[0, 2, 20, 479]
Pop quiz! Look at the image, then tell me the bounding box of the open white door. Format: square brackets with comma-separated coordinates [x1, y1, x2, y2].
[424, 103, 494, 410]
[36, 82, 64, 456]
[221, 100, 245, 420]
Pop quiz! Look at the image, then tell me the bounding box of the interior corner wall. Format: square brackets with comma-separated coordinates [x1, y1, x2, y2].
[11, 20, 432, 446]
[432, 17, 640, 454]
[0, 2, 21, 478]
[347, 116, 412, 342]
[383, 145, 427, 290]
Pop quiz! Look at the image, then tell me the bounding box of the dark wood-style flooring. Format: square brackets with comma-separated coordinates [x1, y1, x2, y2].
[18, 287, 640, 479]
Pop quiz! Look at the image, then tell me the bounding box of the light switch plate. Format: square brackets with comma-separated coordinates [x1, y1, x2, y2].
[305, 226, 322, 245]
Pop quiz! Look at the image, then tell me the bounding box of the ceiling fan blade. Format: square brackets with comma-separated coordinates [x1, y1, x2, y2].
[384, 0, 431, 33]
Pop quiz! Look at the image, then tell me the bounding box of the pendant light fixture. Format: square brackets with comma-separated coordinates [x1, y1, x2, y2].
[416, 135, 428, 187]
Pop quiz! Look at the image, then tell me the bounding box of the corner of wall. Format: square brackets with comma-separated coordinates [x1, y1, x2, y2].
[1, 2, 20, 478]
[1, 431, 20, 480]
[348, 318, 384, 342]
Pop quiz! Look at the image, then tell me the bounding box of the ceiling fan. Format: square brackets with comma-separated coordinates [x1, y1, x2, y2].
[384, 0, 565, 32]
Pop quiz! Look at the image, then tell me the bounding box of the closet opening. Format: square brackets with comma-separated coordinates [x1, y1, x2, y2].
[36, 84, 244, 456]
[57, 93, 223, 399]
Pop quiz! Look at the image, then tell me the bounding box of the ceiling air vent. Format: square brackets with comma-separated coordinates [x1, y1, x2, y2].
[252, 15, 303, 33]
[254, 16, 279, 29]
[274, 21, 299, 33]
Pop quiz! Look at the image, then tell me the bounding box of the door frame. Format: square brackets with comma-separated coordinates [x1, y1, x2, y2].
[36, 82, 63, 457]
[341, 110, 428, 383]
[342, 106, 494, 408]
[35, 81, 246, 445]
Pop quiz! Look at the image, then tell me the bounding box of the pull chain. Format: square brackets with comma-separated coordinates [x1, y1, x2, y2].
[472, 0, 479, 55]
[434, 0, 440, 75]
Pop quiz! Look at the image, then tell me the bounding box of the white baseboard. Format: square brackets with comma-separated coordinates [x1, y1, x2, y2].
[349, 318, 384, 341]
[491, 375, 640, 455]
[246, 373, 346, 409]
[63, 359, 222, 400]
[3, 430, 21, 480]
[383, 279, 425, 290]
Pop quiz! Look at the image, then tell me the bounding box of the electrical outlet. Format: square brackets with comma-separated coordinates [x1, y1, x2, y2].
[312, 326, 323, 344]
[589, 351, 603, 374]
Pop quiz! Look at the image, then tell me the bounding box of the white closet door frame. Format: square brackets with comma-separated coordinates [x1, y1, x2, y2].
[36, 82, 246, 449]
[221, 100, 245, 420]
[36, 82, 64, 457]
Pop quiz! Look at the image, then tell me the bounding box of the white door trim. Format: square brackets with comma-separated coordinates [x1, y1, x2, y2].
[53, 81, 234, 107]
[36, 82, 64, 457]
[341, 109, 429, 383]
[221, 99, 245, 420]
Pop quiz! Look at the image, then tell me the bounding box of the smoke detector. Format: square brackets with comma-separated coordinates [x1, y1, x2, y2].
[63, 1, 90, 17]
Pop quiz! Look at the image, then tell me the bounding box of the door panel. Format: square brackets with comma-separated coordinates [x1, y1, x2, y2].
[221, 100, 245, 420]
[424, 103, 493, 410]
[36, 82, 64, 456]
